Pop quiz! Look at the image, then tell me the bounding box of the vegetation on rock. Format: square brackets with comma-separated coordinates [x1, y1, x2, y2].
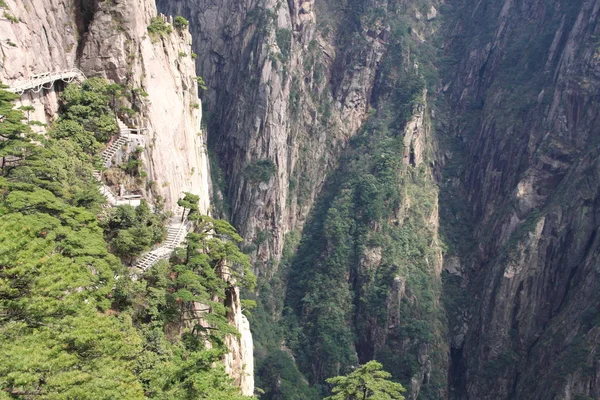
[148, 16, 173, 39]
[174, 16, 189, 30]
[244, 159, 277, 184]
[0, 84, 254, 399]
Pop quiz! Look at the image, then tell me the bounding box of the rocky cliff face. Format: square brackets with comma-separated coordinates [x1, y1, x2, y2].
[1, 0, 253, 394]
[157, 0, 390, 276]
[80, 1, 210, 213]
[6, 0, 599, 397]
[80, 1, 253, 391]
[0, 0, 79, 126]
[157, 0, 448, 397]
[443, 0, 600, 398]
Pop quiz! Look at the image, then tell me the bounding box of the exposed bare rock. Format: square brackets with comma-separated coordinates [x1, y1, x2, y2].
[157, 0, 388, 276]
[224, 285, 255, 396]
[0, 0, 78, 81]
[0, 0, 79, 124]
[80, 1, 210, 214]
[445, 0, 600, 398]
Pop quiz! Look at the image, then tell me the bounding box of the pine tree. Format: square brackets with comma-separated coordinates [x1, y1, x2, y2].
[324, 361, 406, 400]
[178, 192, 200, 221]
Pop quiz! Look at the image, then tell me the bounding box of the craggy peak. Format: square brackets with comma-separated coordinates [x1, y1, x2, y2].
[0, 0, 599, 399]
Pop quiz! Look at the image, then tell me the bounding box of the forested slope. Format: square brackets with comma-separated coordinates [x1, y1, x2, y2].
[0, 83, 253, 398]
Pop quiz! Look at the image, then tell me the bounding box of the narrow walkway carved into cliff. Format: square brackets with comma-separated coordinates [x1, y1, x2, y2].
[6, 68, 86, 95]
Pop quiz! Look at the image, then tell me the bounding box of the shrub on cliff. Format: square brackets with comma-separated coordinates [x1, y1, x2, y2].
[324, 361, 406, 400]
[147, 17, 172, 39]
[174, 16, 189, 30]
[244, 159, 277, 183]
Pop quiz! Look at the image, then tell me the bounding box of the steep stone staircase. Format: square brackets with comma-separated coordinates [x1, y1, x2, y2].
[101, 135, 129, 167]
[94, 116, 145, 204]
[131, 212, 190, 278]
[7, 71, 190, 278]
[101, 117, 145, 167]
[93, 170, 118, 207]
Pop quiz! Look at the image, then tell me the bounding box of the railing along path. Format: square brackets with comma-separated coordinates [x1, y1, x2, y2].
[6, 68, 86, 95]
[131, 212, 191, 278]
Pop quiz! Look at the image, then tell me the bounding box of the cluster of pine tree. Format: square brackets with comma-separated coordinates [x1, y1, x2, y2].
[0, 82, 253, 399]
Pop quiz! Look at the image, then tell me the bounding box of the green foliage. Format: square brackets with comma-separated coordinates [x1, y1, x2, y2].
[178, 192, 201, 221]
[244, 159, 277, 183]
[121, 146, 144, 177]
[18, 105, 34, 123]
[0, 86, 253, 399]
[101, 201, 165, 263]
[0, 88, 145, 398]
[283, 102, 444, 393]
[105, 83, 124, 113]
[276, 28, 292, 63]
[148, 17, 173, 38]
[56, 77, 119, 148]
[0, 88, 38, 177]
[174, 16, 189, 30]
[4, 12, 18, 23]
[119, 106, 136, 117]
[121, 217, 256, 399]
[207, 148, 230, 217]
[195, 76, 207, 91]
[256, 350, 320, 400]
[324, 361, 406, 400]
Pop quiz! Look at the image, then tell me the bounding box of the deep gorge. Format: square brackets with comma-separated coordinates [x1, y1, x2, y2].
[0, 0, 598, 398]
[155, 0, 600, 398]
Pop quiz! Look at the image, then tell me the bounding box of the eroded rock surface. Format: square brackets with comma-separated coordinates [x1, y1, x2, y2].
[445, 0, 600, 398]
[157, 0, 389, 275]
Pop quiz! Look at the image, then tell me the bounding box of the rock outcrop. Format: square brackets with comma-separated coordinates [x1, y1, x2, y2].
[157, 0, 389, 276]
[80, 2, 210, 213]
[224, 285, 255, 396]
[0, 0, 79, 126]
[157, 0, 446, 397]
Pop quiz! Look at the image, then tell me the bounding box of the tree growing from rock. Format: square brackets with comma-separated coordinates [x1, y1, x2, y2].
[177, 192, 200, 221]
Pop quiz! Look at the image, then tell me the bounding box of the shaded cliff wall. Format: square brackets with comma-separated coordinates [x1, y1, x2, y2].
[156, 0, 450, 398]
[282, 88, 448, 399]
[156, 0, 391, 276]
[442, 0, 600, 398]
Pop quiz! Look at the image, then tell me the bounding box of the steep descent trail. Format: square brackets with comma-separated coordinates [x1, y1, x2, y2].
[131, 213, 190, 277]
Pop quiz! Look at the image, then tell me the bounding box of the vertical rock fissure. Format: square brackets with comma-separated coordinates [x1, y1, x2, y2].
[74, 0, 98, 62]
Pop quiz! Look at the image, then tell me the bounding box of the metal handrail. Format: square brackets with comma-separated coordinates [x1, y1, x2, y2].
[6, 68, 86, 95]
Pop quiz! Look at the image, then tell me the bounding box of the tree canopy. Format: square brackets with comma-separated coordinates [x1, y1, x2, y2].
[0, 84, 255, 399]
[324, 361, 406, 400]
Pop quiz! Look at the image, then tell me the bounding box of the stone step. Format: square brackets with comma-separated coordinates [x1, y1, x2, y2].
[131, 215, 190, 275]
[101, 136, 129, 160]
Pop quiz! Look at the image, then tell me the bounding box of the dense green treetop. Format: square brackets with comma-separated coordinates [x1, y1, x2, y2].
[324, 361, 406, 400]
